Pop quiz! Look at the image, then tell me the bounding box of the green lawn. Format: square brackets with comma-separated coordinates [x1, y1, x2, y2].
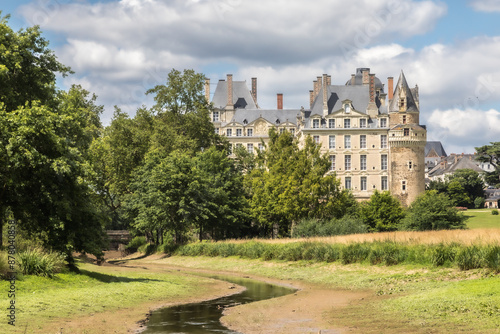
[465, 209, 500, 229]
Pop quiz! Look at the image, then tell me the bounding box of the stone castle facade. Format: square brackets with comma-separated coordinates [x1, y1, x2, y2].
[207, 68, 426, 206]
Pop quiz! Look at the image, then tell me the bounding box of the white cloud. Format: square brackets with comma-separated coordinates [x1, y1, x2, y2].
[427, 108, 500, 153]
[469, 0, 500, 12]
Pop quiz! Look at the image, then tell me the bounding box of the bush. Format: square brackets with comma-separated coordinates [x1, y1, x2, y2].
[0, 252, 9, 279]
[492, 209, 499, 215]
[17, 248, 65, 278]
[126, 236, 147, 251]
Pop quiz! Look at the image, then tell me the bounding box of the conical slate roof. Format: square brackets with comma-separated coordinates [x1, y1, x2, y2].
[388, 71, 419, 113]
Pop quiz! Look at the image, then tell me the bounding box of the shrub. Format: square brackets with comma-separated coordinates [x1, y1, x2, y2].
[126, 236, 147, 251]
[492, 209, 499, 216]
[0, 252, 9, 279]
[17, 248, 65, 278]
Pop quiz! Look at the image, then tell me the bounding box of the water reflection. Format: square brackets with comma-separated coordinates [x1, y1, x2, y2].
[142, 276, 295, 333]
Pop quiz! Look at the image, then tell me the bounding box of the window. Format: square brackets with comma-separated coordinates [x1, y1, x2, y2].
[313, 135, 320, 144]
[344, 104, 351, 114]
[344, 135, 351, 149]
[360, 118, 367, 128]
[329, 155, 336, 171]
[360, 155, 367, 170]
[344, 119, 351, 128]
[408, 161, 413, 170]
[361, 177, 367, 191]
[236, 143, 242, 149]
[258, 143, 264, 151]
[380, 118, 387, 128]
[236, 128, 242, 137]
[329, 135, 335, 149]
[402, 115, 407, 124]
[399, 98, 405, 109]
[247, 128, 253, 137]
[212, 111, 219, 122]
[247, 143, 254, 154]
[226, 129, 232, 137]
[381, 176, 388, 190]
[360, 135, 366, 149]
[345, 155, 351, 170]
[329, 119, 335, 128]
[404, 128, 410, 136]
[345, 177, 351, 190]
[215, 128, 219, 135]
[228, 144, 233, 154]
[290, 128, 295, 136]
[380, 135, 387, 149]
[402, 180, 407, 191]
[279, 128, 285, 134]
[313, 119, 320, 128]
[381, 154, 388, 170]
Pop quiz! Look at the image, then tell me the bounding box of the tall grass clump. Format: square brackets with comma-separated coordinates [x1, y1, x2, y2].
[0, 252, 9, 278]
[292, 216, 367, 238]
[341, 243, 371, 264]
[368, 242, 406, 265]
[428, 243, 459, 267]
[456, 246, 486, 270]
[484, 245, 500, 271]
[17, 248, 65, 278]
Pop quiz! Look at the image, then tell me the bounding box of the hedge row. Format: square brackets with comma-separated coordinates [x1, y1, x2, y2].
[175, 241, 500, 271]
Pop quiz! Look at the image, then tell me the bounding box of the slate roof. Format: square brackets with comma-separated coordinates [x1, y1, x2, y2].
[388, 71, 419, 113]
[309, 85, 385, 116]
[428, 155, 483, 178]
[425, 141, 447, 157]
[212, 80, 257, 110]
[231, 109, 301, 126]
[345, 68, 384, 91]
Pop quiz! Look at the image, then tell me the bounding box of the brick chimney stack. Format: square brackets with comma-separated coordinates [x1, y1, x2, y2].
[204, 78, 210, 103]
[388, 77, 394, 101]
[369, 74, 376, 103]
[313, 80, 318, 99]
[322, 73, 328, 116]
[309, 90, 314, 109]
[251, 77, 257, 104]
[277, 93, 283, 110]
[327, 75, 331, 86]
[226, 74, 233, 108]
[362, 69, 370, 85]
[317, 76, 322, 98]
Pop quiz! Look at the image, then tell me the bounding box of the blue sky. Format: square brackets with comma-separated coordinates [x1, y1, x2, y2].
[2, 0, 500, 154]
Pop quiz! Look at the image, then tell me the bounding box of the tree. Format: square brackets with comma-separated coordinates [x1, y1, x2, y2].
[399, 190, 467, 231]
[475, 142, 500, 186]
[0, 13, 72, 112]
[247, 129, 356, 237]
[446, 169, 484, 207]
[359, 191, 405, 232]
[446, 179, 471, 207]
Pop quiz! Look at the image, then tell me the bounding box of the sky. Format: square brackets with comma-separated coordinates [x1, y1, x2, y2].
[2, 0, 500, 154]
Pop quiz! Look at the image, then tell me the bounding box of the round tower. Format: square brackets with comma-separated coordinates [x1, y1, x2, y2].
[388, 71, 426, 207]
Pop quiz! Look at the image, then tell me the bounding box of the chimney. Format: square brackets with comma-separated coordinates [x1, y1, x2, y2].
[313, 80, 318, 99]
[362, 69, 370, 85]
[369, 74, 375, 103]
[317, 76, 322, 98]
[388, 77, 394, 101]
[351, 74, 356, 85]
[327, 75, 331, 86]
[322, 73, 328, 116]
[277, 93, 283, 110]
[204, 78, 210, 103]
[251, 77, 257, 104]
[226, 74, 233, 107]
[309, 90, 314, 109]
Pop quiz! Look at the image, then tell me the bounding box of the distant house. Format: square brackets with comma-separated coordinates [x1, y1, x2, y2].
[425, 141, 447, 169]
[427, 153, 483, 182]
[484, 189, 500, 209]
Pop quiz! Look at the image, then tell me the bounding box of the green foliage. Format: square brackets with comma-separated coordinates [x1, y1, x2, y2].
[359, 191, 405, 232]
[291, 216, 367, 238]
[17, 248, 65, 278]
[0, 13, 72, 112]
[446, 169, 485, 207]
[126, 236, 147, 251]
[476, 142, 500, 185]
[446, 180, 472, 207]
[474, 197, 485, 209]
[400, 191, 468, 231]
[247, 129, 356, 236]
[492, 209, 499, 216]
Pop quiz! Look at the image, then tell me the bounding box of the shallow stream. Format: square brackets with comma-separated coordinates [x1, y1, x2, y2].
[141, 275, 296, 333]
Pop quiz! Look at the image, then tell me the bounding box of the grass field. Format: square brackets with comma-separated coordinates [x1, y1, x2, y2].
[465, 208, 500, 229]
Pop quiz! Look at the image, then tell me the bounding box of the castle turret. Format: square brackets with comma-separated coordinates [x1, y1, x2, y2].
[388, 71, 426, 206]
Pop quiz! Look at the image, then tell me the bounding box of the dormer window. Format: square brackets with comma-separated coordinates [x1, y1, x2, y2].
[243, 119, 248, 125]
[399, 98, 405, 111]
[380, 118, 387, 128]
[344, 104, 351, 114]
[312, 119, 319, 128]
[276, 119, 280, 124]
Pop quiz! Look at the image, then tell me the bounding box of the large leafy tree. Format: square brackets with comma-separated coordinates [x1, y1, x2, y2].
[359, 191, 405, 232]
[0, 13, 72, 111]
[400, 190, 467, 231]
[247, 129, 355, 237]
[446, 169, 484, 207]
[475, 142, 500, 186]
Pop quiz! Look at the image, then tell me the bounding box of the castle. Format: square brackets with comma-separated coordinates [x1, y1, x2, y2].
[206, 68, 426, 206]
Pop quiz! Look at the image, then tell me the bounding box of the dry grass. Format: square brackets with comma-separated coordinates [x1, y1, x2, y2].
[228, 229, 500, 246]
